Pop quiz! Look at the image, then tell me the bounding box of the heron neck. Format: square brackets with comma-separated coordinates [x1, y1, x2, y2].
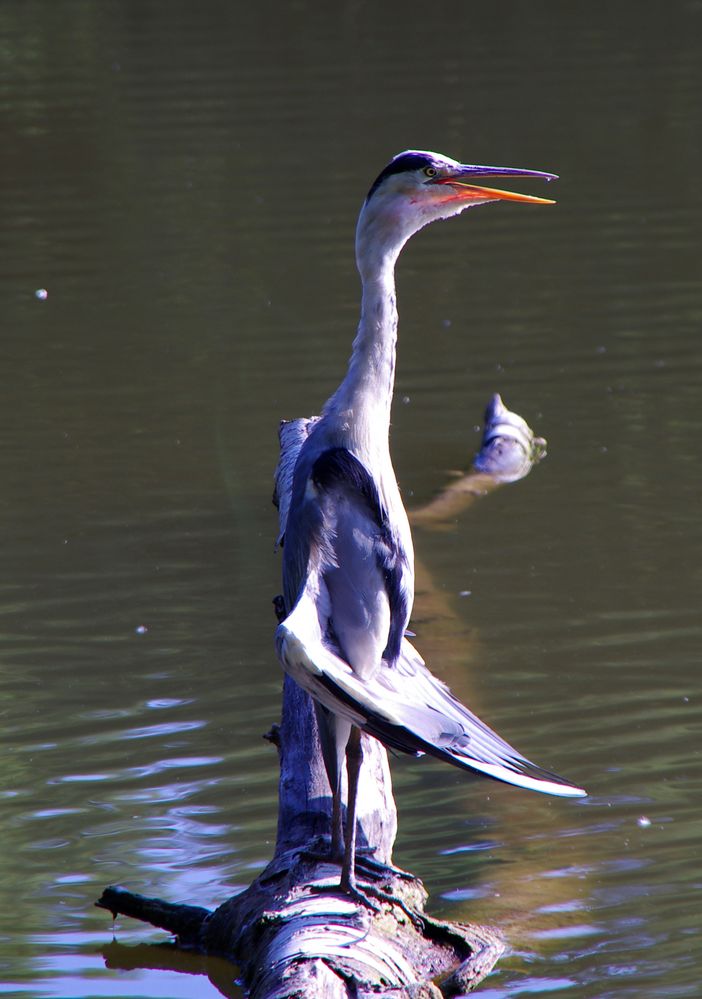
[324, 248, 400, 456]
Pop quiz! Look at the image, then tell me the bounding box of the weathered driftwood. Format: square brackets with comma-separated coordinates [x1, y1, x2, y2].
[96, 690, 505, 997]
[96, 698, 504, 998]
[96, 396, 545, 997]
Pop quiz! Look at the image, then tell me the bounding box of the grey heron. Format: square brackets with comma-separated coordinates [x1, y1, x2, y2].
[275, 150, 586, 901]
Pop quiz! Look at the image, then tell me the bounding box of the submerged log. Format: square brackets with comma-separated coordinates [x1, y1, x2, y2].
[96, 396, 545, 996]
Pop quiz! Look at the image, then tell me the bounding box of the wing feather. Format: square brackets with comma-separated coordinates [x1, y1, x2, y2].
[274, 428, 585, 799]
[277, 601, 585, 798]
[309, 447, 411, 665]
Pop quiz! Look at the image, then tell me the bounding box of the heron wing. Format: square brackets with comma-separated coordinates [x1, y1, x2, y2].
[282, 444, 411, 677]
[309, 447, 410, 670]
[276, 605, 585, 798]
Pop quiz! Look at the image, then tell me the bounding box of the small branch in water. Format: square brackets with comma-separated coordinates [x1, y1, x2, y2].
[95, 886, 209, 948]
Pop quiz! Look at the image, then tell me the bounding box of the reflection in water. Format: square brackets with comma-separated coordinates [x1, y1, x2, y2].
[1, 0, 701, 996]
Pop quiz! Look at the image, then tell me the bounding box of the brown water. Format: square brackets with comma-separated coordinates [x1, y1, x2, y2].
[1, 1, 701, 996]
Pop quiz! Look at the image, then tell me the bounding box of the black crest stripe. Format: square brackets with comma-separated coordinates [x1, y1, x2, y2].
[366, 152, 435, 202]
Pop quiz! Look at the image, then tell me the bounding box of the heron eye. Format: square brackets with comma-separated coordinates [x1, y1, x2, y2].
[423, 166, 438, 178]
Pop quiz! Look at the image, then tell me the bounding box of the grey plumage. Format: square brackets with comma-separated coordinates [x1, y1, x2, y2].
[274, 150, 584, 895]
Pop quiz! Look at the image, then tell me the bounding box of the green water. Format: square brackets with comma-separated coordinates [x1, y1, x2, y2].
[1, 1, 700, 995]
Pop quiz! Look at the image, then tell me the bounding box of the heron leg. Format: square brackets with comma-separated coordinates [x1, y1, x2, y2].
[311, 704, 352, 861]
[330, 783, 344, 860]
[340, 725, 363, 892]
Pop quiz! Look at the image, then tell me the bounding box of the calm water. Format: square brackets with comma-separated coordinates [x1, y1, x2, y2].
[1, 1, 701, 996]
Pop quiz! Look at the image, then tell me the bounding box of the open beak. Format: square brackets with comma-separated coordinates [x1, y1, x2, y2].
[433, 163, 557, 205]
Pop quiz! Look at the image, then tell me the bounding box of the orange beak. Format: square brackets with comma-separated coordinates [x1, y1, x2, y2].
[432, 163, 557, 205]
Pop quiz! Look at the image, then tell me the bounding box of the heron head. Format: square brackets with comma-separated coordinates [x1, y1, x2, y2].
[356, 150, 557, 272]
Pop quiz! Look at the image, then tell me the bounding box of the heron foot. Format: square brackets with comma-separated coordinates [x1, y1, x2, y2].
[307, 879, 378, 913]
[354, 852, 415, 883]
[309, 877, 422, 928]
[299, 837, 343, 866]
[356, 881, 424, 928]
[299, 846, 414, 889]
[299, 839, 415, 888]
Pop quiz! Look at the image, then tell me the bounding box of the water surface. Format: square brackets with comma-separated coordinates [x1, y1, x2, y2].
[1, 1, 701, 996]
